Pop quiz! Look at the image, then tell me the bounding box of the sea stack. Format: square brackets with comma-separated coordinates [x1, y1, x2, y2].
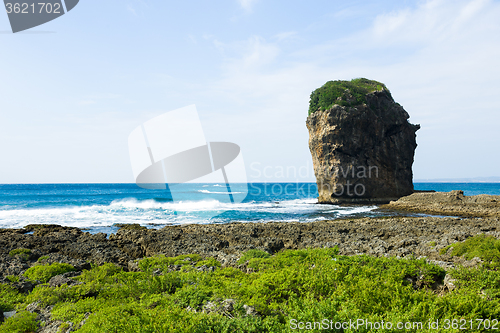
[306, 78, 420, 204]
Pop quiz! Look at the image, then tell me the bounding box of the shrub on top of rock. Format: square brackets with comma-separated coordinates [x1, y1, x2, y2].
[23, 263, 75, 283]
[441, 234, 500, 269]
[308, 78, 390, 115]
[237, 249, 271, 265]
[138, 254, 203, 273]
[8, 248, 32, 261]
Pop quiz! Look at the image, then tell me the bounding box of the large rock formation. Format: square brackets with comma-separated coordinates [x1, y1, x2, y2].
[306, 78, 420, 204]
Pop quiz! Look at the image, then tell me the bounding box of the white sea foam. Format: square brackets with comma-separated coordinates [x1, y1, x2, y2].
[0, 197, 377, 230]
[198, 189, 244, 194]
[110, 198, 227, 211]
[336, 206, 377, 215]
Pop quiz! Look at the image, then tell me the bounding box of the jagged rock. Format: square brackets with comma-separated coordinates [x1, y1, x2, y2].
[0, 215, 499, 279]
[264, 239, 284, 253]
[26, 301, 41, 313]
[222, 299, 235, 312]
[243, 304, 259, 316]
[306, 79, 419, 204]
[3, 310, 16, 320]
[444, 274, 457, 291]
[48, 274, 80, 288]
[37, 320, 64, 333]
[428, 260, 455, 271]
[201, 299, 237, 316]
[0, 258, 29, 277]
[11, 277, 35, 293]
[196, 265, 216, 272]
[463, 257, 483, 268]
[127, 259, 140, 272]
[202, 301, 219, 314]
[26, 302, 53, 326]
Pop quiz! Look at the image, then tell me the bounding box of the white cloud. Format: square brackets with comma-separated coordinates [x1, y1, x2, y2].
[371, 0, 497, 47]
[126, 4, 137, 16]
[78, 100, 96, 106]
[187, 34, 197, 44]
[126, 0, 149, 17]
[272, 31, 299, 42]
[237, 0, 258, 12]
[236, 36, 280, 69]
[209, 35, 280, 72]
[78, 93, 122, 106]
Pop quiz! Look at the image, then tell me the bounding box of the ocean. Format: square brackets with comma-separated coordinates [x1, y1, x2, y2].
[0, 183, 499, 234]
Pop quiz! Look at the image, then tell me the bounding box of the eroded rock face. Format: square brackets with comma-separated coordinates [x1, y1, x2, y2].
[306, 88, 420, 203]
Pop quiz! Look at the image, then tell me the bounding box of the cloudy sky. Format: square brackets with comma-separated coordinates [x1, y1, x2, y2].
[1, 0, 499, 183]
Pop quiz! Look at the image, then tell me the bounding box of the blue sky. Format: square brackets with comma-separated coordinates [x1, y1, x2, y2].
[1, 0, 499, 183]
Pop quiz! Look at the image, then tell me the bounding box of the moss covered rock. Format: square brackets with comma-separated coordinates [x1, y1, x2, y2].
[308, 78, 389, 115]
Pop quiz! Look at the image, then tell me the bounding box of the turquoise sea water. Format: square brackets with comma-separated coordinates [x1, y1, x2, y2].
[414, 182, 500, 196]
[0, 183, 498, 233]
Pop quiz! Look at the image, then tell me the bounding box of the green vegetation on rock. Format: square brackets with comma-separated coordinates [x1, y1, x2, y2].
[58, 322, 71, 332]
[195, 257, 222, 268]
[0, 311, 38, 332]
[37, 255, 49, 263]
[8, 248, 32, 261]
[23, 262, 75, 283]
[0, 283, 26, 312]
[138, 254, 203, 272]
[1, 248, 500, 332]
[441, 234, 500, 268]
[5, 276, 20, 283]
[237, 249, 271, 265]
[308, 78, 390, 115]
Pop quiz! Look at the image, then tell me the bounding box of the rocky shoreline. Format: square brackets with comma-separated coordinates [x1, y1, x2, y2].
[1, 191, 499, 278]
[0, 192, 497, 262]
[382, 190, 500, 217]
[1, 191, 500, 330]
[1, 205, 499, 279]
